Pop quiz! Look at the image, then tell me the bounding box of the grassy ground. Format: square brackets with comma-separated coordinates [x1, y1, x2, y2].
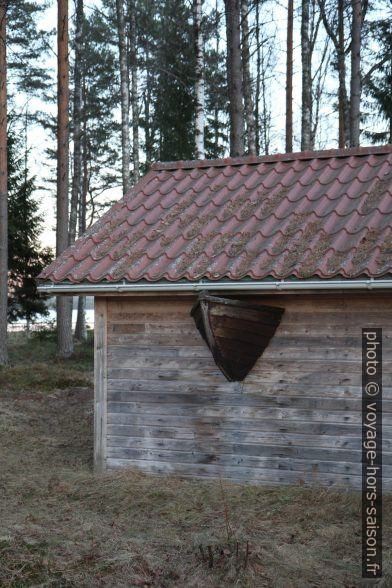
[0, 331, 390, 587]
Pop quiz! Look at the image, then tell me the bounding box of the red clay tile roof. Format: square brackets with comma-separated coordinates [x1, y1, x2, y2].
[39, 146, 392, 284]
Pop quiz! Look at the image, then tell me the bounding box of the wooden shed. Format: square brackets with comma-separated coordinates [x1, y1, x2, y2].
[39, 146, 392, 489]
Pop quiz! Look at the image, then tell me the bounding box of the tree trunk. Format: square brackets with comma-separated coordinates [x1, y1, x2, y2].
[349, 0, 362, 147]
[224, 0, 244, 157]
[0, 1, 7, 365]
[337, 0, 348, 147]
[193, 0, 205, 159]
[301, 0, 312, 150]
[286, 0, 294, 152]
[260, 38, 270, 155]
[144, 46, 152, 168]
[255, 0, 260, 154]
[213, 0, 220, 153]
[75, 99, 88, 342]
[57, 0, 73, 359]
[69, 0, 83, 244]
[129, 0, 140, 180]
[116, 0, 130, 192]
[74, 294, 87, 340]
[318, 0, 349, 148]
[241, 0, 256, 155]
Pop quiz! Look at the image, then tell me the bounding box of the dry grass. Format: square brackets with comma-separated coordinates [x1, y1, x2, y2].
[0, 331, 391, 587]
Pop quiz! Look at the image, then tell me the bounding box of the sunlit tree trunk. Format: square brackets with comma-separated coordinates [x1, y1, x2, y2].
[0, 0, 7, 365]
[116, 0, 130, 192]
[224, 0, 244, 156]
[193, 0, 205, 159]
[57, 0, 73, 358]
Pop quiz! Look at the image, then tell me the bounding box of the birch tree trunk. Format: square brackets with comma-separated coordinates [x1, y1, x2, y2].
[193, 0, 205, 159]
[224, 0, 244, 157]
[301, 0, 312, 150]
[349, 0, 362, 147]
[241, 0, 255, 155]
[116, 0, 130, 193]
[286, 0, 294, 152]
[69, 0, 83, 245]
[57, 0, 73, 359]
[0, 1, 8, 365]
[129, 0, 140, 180]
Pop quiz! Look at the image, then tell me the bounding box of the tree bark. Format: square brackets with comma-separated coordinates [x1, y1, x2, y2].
[301, 0, 312, 150]
[337, 0, 348, 147]
[318, 0, 349, 147]
[350, 0, 362, 147]
[0, 1, 7, 365]
[286, 0, 294, 152]
[213, 0, 220, 153]
[193, 0, 205, 159]
[128, 0, 140, 180]
[241, 0, 256, 155]
[143, 46, 152, 168]
[57, 0, 73, 359]
[75, 97, 88, 341]
[255, 0, 260, 154]
[224, 0, 244, 157]
[69, 0, 83, 244]
[116, 0, 130, 192]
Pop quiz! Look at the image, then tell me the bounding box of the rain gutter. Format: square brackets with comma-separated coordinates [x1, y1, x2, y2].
[38, 278, 392, 294]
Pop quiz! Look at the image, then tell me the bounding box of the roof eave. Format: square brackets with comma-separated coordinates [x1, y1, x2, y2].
[37, 278, 392, 295]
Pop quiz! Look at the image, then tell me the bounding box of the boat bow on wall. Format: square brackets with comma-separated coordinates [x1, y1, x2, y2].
[191, 292, 284, 381]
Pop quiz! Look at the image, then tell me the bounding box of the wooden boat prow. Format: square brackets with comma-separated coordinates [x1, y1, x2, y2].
[191, 292, 284, 381]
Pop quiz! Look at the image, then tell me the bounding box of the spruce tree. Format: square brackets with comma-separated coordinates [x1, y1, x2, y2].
[7, 133, 52, 324]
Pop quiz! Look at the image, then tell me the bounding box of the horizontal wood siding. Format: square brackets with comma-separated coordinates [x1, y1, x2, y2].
[105, 294, 392, 489]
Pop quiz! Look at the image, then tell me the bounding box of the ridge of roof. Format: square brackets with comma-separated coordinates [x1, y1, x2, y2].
[152, 144, 392, 171]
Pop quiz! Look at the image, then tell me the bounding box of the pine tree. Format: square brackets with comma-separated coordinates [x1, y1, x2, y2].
[224, 0, 244, 156]
[349, 0, 363, 147]
[286, 0, 294, 152]
[153, 0, 195, 161]
[362, 17, 392, 144]
[0, 0, 7, 365]
[57, 0, 73, 358]
[116, 0, 131, 192]
[318, 0, 350, 147]
[241, 0, 256, 155]
[7, 133, 52, 323]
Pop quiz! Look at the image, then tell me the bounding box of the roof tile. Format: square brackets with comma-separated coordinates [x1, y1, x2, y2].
[39, 146, 392, 284]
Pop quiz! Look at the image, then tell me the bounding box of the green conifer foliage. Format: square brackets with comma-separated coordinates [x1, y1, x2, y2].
[7, 133, 52, 323]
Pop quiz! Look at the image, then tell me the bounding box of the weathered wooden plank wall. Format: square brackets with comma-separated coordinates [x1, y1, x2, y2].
[102, 294, 392, 489]
[94, 297, 107, 471]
